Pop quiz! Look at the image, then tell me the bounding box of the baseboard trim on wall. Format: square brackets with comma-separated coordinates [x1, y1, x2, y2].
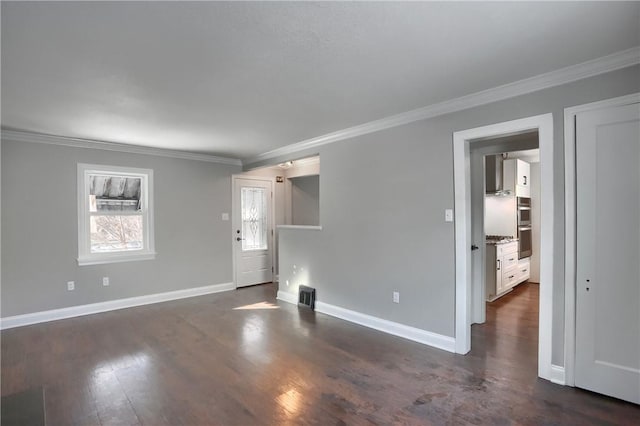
[276, 290, 455, 353]
[550, 364, 566, 385]
[0, 282, 235, 330]
[277, 290, 298, 305]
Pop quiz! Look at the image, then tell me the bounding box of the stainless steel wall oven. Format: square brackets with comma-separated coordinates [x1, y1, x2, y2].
[517, 197, 532, 258]
[517, 197, 531, 226]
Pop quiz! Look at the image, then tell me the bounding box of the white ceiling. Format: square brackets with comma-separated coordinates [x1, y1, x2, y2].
[2, 2, 639, 160]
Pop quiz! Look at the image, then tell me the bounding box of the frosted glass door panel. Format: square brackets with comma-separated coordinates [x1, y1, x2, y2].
[241, 187, 268, 251]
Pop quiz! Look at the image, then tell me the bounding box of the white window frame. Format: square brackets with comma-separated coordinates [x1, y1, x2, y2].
[77, 163, 156, 266]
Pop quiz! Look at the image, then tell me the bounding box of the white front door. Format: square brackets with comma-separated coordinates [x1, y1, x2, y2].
[233, 177, 273, 288]
[575, 102, 640, 404]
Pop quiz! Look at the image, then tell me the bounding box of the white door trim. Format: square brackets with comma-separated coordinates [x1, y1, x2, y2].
[231, 175, 276, 288]
[563, 92, 640, 387]
[453, 113, 554, 381]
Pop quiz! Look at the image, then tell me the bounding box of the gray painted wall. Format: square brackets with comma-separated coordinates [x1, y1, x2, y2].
[270, 65, 640, 366]
[2, 64, 638, 368]
[1, 140, 240, 317]
[291, 175, 320, 226]
[0, 140, 2, 315]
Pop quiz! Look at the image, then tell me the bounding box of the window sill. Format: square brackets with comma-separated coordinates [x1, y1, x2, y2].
[77, 251, 157, 266]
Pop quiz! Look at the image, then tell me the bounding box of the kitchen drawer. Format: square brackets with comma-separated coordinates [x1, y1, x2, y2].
[517, 267, 530, 282]
[497, 242, 518, 257]
[503, 270, 520, 289]
[502, 253, 519, 271]
[504, 241, 518, 255]
[517, 258, 531, 281]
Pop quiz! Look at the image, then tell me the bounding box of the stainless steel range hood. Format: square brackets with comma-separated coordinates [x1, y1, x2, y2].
[485, 154, 511, 196]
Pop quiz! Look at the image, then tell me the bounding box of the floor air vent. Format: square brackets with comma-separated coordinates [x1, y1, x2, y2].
[298, 286, 316, 310]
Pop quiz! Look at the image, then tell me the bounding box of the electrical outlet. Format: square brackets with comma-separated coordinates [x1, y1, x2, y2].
[393, 291, 400, 303]
[67, 281, 75, 291]
[102, 277, 109, 286]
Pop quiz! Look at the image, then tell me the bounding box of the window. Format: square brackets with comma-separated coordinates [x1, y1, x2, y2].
[241, 186, 268, 251]
[77, 164, 155, 265]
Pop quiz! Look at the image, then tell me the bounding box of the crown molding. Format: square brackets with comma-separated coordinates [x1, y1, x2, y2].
[0, 129, 243, 166]
[291, 155, 320, 167]
[258, 154, 320, 172]
[245, 46, 640, 165]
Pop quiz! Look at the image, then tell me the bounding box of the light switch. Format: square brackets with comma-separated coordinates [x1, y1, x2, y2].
[221, 213, 229, 221]
[445, 209, 454, 222]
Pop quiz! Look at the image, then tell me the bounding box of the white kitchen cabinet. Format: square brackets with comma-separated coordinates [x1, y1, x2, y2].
[486, 241, 530, 301]
[516, 257, 531, 283]
[503, 159, 531, 197]
[486, 244, 503, 300]
[499, 242, 519, 293]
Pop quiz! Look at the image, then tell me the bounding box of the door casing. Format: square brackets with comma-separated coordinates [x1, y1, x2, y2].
[453, 113, 554, 382]
[231, 175, 276, 288]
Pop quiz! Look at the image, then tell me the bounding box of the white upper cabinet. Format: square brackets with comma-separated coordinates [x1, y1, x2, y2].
[503, 159, 531, 197]
[516, 160, 531, 194]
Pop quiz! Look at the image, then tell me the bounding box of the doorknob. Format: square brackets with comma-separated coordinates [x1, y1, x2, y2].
[236, 237, 244, 242]
[471, 244, 479, 251]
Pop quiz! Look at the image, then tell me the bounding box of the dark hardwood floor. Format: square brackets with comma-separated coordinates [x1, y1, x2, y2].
[2, 282, 638, 425]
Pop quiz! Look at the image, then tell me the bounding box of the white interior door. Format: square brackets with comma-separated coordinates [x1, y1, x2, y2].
[233, 177, 273, 288]
[575, 102, 640, 404]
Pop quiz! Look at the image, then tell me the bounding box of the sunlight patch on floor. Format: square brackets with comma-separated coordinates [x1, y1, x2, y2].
[233, 301, 280, 310]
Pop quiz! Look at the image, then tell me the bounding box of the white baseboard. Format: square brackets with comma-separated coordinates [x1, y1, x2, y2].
[0, 282, 235, 330]
[550, 364, 566, 385]
[276, 290, 455, 353]
[277, 290, 298, 305]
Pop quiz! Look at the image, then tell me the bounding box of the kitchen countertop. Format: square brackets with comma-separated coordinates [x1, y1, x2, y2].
[486, 239, 519, 245]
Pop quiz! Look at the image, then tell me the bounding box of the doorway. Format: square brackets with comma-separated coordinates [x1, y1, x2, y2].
[232, 155, 320, 288]
[453, 113, 555, 381]
[474, 143, 541, 380]
[469, 136, 540, 326]
[232, 176, 274, 288]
